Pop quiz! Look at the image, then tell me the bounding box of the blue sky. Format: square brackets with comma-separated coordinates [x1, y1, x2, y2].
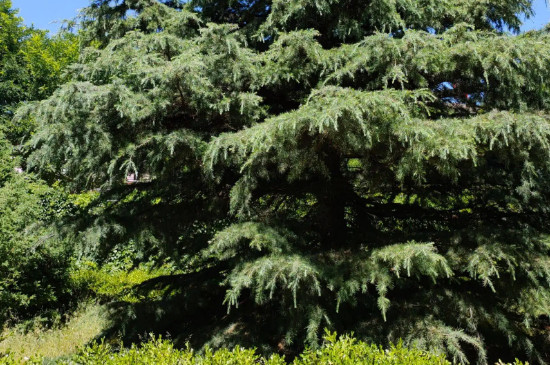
[522, 0, 550, 31]
[13, 0, 89, 33]
[11, 0, 550, 34]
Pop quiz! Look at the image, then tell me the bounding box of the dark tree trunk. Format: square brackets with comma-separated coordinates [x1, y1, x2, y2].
[317, 146, 349, 250]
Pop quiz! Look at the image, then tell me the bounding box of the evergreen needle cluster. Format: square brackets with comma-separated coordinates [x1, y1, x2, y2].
[15, 0, 550, 363]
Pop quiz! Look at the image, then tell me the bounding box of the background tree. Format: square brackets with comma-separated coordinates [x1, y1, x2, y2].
[0, 0, 30, 123]
[0, 0, 79, 147]
[0, 1, 80, 327]
[21, 0, 550, 363]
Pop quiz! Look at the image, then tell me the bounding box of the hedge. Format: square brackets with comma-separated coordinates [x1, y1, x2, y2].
[0, 332, 526, 364]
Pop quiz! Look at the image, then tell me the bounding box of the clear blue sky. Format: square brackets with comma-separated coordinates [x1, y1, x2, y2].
[13, 0, 90, 34]
[11, 0, 550, 34]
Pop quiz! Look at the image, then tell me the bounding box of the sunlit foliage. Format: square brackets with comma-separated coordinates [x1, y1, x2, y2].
[19, 0, 550, 363]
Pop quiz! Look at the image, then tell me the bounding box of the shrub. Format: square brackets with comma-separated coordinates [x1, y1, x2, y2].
[3, 332, 522, 365]
[295, 331, 449, 365]
[0, 353, 41, 365]
[0, 175, 75, 326]
[69, 337, 285, 365]
[0, 332, 530, 364]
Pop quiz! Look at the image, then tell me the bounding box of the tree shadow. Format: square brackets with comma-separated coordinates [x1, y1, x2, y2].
[98, 267, 288, 355]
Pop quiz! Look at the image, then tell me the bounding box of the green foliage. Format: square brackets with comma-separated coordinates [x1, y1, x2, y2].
[296, 331, 450, 365]
[0, 1, 79, 145]
[71, 260, 177, 302]
[0, 332, 455, 365]
[18, 0, 550, 363]
[194, 0, 533, 45]
[0, 0, 29, 117]
[19, 31, 79, 100]
[0, 132, 12, 183]
[0, 1, 82, 327]
[0, 354, 41, 365]
[69, 337, 282, 365]
[0, 303, 108, 360]
[0, 173, 76, 325]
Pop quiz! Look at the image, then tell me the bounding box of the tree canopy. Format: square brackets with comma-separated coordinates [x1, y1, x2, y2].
[18, 0, 550, 363]
[0, 0, 79, 146]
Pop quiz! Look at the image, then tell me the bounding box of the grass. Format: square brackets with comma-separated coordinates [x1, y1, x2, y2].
[0, 303, 108, 360]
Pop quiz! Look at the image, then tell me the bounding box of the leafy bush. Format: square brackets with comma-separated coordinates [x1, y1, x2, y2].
[0, 333, 446, 365]
[0, 174, 76, 326]
[0, 332, 530, 364]
[0, 354, 41, 365]
[69, 337, 284, 365]
[295, 331, 450, 365]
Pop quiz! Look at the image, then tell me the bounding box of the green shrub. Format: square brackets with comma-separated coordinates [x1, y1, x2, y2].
[295, 331, 449, 365]
[0, 332, 530, 364]
[0, 174, 75, 326]
[0, 353, 41, 365]
[69, 337, 285, 365]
